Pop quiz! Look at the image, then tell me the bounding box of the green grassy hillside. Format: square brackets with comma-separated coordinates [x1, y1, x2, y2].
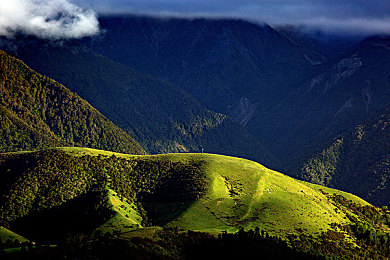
[0, 148, 379, 235]
[1, 147, 389, 258]
[0, 226, 28, 243]
[0, 50, 145, 154]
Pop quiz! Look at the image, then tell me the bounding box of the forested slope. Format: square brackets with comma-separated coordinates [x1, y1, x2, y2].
[0, 50, 145, 154]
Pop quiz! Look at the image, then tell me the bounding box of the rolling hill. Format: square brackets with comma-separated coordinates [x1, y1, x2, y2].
[0, 50, 144, 154]
[1, 147, 389, 258]
[2, 16, 390, 258]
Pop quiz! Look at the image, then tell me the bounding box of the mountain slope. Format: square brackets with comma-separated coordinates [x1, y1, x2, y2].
[0, 50, 145, 154]
[300, 107, 390, 207]
[1, 37, 275, 165]
[249, 36, 390, 171]
[86, 15, 324, 115]
[86, 18, 390, 175]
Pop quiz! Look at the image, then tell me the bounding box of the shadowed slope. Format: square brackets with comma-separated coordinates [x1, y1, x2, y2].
[300, 106, 390, 207]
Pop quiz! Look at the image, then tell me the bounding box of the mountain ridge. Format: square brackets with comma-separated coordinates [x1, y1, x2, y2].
[86, 15, 324, 115]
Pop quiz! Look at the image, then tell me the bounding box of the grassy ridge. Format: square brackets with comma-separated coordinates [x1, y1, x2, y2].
[156, 153, 368, 236]
[1, 147, 390, 258]
[0, 148, 374, 239]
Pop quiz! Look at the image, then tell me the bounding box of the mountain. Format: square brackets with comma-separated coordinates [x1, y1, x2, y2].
[81, 15, 332, 170]
[0, 36, 275, 165]
[247, 35, 390, 171]
[1, 147, 389, 258]
[86, 15, 324, 116]
[0, 50, 144, 154]
[83, 16, 390, 174]
[276, 26, 363, 60]
[300, 106, 390, 207]
[276, 26, 326, 60]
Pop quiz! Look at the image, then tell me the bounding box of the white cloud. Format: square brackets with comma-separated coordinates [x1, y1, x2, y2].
[0, 0, 100, 39]
[297, 17, 390, 36]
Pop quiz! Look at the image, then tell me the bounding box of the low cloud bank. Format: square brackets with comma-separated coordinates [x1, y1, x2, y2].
[74, 0, 390, 36]
[0, 0, 100, 39]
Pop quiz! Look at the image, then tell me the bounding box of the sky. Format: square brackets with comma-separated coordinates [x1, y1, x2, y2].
[0, 0, 390, 39]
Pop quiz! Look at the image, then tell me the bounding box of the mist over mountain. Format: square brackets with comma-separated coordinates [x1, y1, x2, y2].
[276, 26, 364, 60]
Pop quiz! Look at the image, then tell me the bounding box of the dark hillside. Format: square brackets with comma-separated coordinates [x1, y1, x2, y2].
[250, 36, 390, 172]
[86, 18, 390, 175]
[86, 16, 324, 114]
[0, 148, 207, 242]
[300, 106, 390, 207]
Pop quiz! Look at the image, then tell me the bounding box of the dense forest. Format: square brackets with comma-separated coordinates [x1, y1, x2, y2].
[2, 197, 390, 259]
[2, 12, 390, 260]
[0, 50, 144, 154]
